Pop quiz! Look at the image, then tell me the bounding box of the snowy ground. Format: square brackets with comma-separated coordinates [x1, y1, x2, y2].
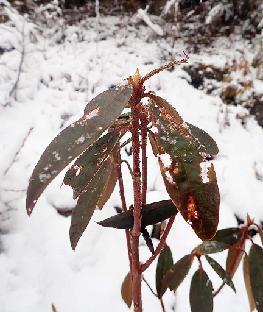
[0, 5, 263, 312]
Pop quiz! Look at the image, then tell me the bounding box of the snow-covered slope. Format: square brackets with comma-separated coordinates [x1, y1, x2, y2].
[0, 7, 263, 312]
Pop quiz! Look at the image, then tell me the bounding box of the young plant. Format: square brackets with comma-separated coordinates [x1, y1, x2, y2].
[27, 55, 233, 311]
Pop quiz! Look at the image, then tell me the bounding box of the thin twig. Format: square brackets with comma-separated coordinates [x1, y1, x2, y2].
[141, 216, 175, 272]
[3, 127, 33, 176]
[121, 160, 133, 178]
[213, 281, 225, 297]
[9, 22, 26, 100]
[141, 52, 189, 83]
[160, 298, 167, 312]
[142, 275, 158, 297]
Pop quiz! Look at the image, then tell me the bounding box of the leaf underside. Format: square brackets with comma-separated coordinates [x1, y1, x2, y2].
[97, 199, 178, 229]
[156, 245, 174, 297]
[190, 269, 213, 312]
[69, 158, 114, 250]
[121, 272, 133, 308]
[26, 85, 132, 215]
[149, 95, 220, 240]
[226, 239, 245, 278]
[160, 254, 193, 297]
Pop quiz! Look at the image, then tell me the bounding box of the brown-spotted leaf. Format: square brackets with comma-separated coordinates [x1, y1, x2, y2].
[226, 238, 245, 278]
[186, 123, 219, 156]
[249, 244, 263, 312]
[156, 245, 174, 297]
[64, 131, 120, 199]
[121, 272, 132, 308]
[98, 200, 177, 229]
[69, 158, 113, 250]
[205, 255, 236, 292]
[243, 254, 256, 311]
[149, 104, 220, 240]
[190, 269, 213, 312]
[160, 254, 193, 297]
[26, 85, 132, 215]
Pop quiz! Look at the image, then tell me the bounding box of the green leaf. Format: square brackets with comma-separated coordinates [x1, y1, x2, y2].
[205, 255, 236, 292]
[156, 245, 174, 297]
[26, 85, 132, 215]
[213, 228, 242, 245]
[226, 239, 245, 278]
[69, 158, 114, 250]
[196, 241, 230, 255]
[160, 254, 193, 297]
[121, 272, 132, 308]
[64, 131, 120, 199]
[243, 254, 256, 311]
[249, 244, 263, 312]
[190, 269, 213, 312]
[97, 200, 177, 229]
[186, 123, 219, 156]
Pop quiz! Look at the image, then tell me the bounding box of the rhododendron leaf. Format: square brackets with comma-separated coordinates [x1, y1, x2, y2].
[205, 255, 236, 292]
[243, 254, 256, 311]
[121, 273, 132, 308]
[190, 269, 213, 312]
[98, 200, 177, 229]
[69, 159, 114, 250]
[26, 85, 132, 215]
[160, 254, 193, 297]
[64, 131, 121, 199]
[186, 122, 219, 156]
[249, 244, 263, 312]
[226, 239, 245, 278]
[156, 245, 173, 297]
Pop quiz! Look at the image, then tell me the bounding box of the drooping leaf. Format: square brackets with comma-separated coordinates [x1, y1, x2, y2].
[160, 254, 193, 297]
[121, 272, 132, 308]
[249, 244, 263, 312]
[243, 254, 256, 311]
[64, 131, 120, 199]
[205, 255, 236, 292]
[156, 245, 174, 297]
[212, 228, 242, 245]
[98, 200, 177, 229]
[226, 239, 245, 278]
[149, 130, 220, 241]
[195, 241, 229, 255]
[149, 99, 220, 240]
[69, 158, 114, 250]
[26, 85, 132, 215]
[186, 123, 219, 156]
[190, 269, 213, 312]
[96, 160, 118, 209]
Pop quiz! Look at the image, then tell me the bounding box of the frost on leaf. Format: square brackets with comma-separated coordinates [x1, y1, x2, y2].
[26, 84, 132, 215]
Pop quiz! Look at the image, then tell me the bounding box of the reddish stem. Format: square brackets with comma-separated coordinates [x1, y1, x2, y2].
[116, 148, 132, 267]
[130, 103, 143, 312]
[141, 215, 175, 272]
[140, 110, 148, 207]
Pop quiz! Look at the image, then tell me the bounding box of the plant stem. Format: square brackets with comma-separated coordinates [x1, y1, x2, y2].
[116, 148, 132, 268]
[141, 110, 148, 207]
[131, 104, 143, 312]
[141, 216, 175, 272]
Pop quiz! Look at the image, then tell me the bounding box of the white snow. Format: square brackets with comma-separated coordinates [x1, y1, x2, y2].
[0, 4, 263, 312]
